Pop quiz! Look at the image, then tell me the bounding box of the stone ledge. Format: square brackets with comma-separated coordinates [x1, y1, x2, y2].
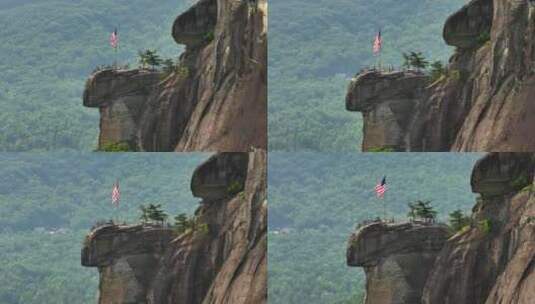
[443, 0, 493, 49]
[471, 153, 534, 197]
[172, 0, 217, 46]
[191, 152, 249, 201]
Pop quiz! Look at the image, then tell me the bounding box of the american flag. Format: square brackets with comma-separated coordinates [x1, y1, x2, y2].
[375, 176, 387, 198]
[373, 30, 382, 55]
[109, 28, 118, 49]
[111, 180, 120, 206]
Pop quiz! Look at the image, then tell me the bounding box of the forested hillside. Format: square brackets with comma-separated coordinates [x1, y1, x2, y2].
[0, 0, 187, 151]
[0, 153, 209, 303]
[268, 153, 482, 303]
[269, 0, 466, 151]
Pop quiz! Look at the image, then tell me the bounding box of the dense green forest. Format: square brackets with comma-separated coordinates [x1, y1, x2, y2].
[0, 0, 188, 151]
[0, 153, 209, 303]
[268, 153, 483, 303]
[268, 0, 466, 151]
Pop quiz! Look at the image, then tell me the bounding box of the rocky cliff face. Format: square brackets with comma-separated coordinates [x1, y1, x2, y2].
[83, 70, 162, 149]
[81, 225, 175, 304]
[347, 0, 535, 152]
[81, 150, 267, 304]
[345, 71, 430, 151]
[347, 153, 535, 304]
[347, 222, 449, 304]
[84, 0, 267, 152]
[422, 153, 535, 304]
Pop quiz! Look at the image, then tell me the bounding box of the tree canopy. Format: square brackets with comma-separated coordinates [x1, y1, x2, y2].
[407, 200, 437, 223]
[138, 49, 163, 70]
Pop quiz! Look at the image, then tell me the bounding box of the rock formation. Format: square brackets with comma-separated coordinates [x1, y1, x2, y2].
[81, 150, 267, 304]
[422, 153, 535, 304]
[84, 0, 267, 152]
[347, 0, 535, 152]
[345, 71, 430, 151]
[347, 222, 449, 304]
[83, 70, 162, 150]
[81, 225, 175, 304]
[347, 153, 535, 304]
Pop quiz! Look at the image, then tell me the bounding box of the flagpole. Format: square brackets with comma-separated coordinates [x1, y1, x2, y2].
[384, 194, 387, 222]
[111, 179, 120, 225]
[374, 176, 387, 222]
[117, 24, 120, 69]
[379, 28, 382, 71]
[115, 27, 118, 69]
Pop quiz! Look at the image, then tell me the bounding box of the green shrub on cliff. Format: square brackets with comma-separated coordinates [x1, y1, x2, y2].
[196, 222, 209, 235]
[139, 205, 150, 223]
[520, 184, 534, 193]
[368, 147, 395, 152]
[227, 180, 243, 195]
[478, 219, 492, 234]
[139, 203, 168, 225]
[173, 213, 192, 233]
[407, 200, 437, 223]
[173, 213, 209, 235]
[476, 31, 491, 45]
[162, 59, 176, 74]
[177, 65, 190, 79]
[402, 51, 429, 71]
[448, 209, 471, 232]
[430, 60, 447, 82]
[149, 204, 168, 224]
[448, 69, 462, 81]
[138, 49, 163, 70]
[98, 142, 133, 152]
[204, 31, 215, 43]
[510, 174, 530, 190]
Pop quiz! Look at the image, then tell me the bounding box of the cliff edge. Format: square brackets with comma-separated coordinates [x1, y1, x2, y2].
[347, 222, 449, 304]
[347, 0, 535, 152]
[84, 0, 267, 152]
[81, 150, 267, 304]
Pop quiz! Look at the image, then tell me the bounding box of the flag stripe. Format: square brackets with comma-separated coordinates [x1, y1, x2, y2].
[375, 185, 386, 197]
[112, 181, 120, 206]
[374, 176, 387, 198]
[373, 31, 382, 55]
[110, 29, 118, 49]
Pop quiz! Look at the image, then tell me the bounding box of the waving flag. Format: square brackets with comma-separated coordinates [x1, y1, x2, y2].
[112, 180, 120, 206]
[375, 176, 387, 198]
[109, 28, 119, 49]
[373, 30, 382, 55]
